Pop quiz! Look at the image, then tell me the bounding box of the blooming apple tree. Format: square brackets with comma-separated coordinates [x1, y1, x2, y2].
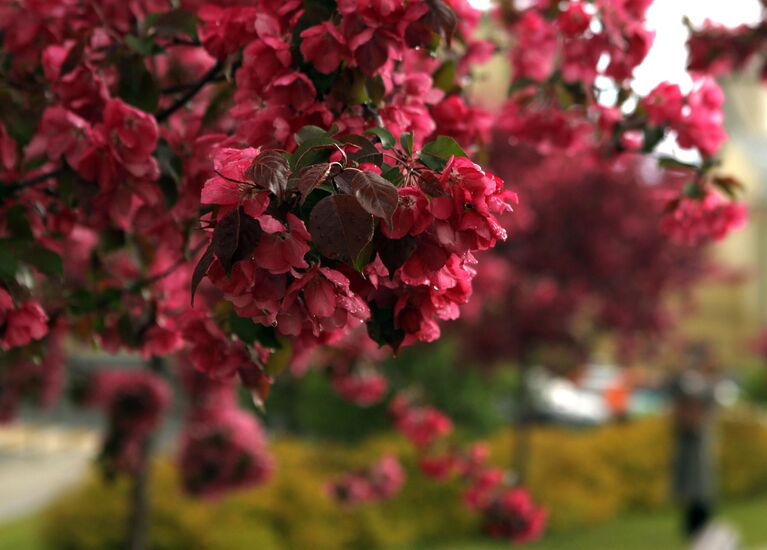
[0, 0, 750, 545]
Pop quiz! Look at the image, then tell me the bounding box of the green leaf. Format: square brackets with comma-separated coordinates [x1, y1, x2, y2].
[68, 289, 98, 314]
[295, 125, 334, 146]
[349, 70, 370, 104]
[507, 77, 536, 95]
[264, 342, 291, 377]
[155, 140, 182, 207]
[150, 9, 198, 39]
[642, 126, 666, 153]
[0, 240, 18, 282]
[419, 135, 467, 171]
[381, 164, 404, 186]
[658, 156, 699, 171]
[433, 61, 457, 93]
[353, 239, 376, 272]
[421, 135, 467, 160]
[117, 54, 160, 113]
[365, 127, 396, 149]
[683, 182, 705, 199]
[20, 244, 63, 277]
[6, 205, 32, 239]
[125, 35, 157, 56]
[230, 311, 282, 349]
[365, 75, 386, 104]
[400, 132, 414, 156]
[291, 136, 341, 171]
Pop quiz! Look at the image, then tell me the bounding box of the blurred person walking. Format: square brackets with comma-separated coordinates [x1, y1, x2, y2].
[668, 343, 719, 540]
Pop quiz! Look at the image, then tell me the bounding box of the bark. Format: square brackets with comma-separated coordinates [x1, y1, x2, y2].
[126, 440, 152, 550]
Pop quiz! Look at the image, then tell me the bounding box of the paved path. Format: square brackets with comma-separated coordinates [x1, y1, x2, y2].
[0, 424, 96, 523]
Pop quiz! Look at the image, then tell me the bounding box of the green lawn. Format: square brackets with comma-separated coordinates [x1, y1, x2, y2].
[400, 497, 767, 550]
[0, 516, 43, 550]
[3, 497, 767, 549]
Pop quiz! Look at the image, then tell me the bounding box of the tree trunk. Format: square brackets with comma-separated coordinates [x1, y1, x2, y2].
[126, 441, 151, 550]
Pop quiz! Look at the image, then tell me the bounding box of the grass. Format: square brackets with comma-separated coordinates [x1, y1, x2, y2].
[2, 496, 767, 549]
[0, 516, 43, 550]
[399, 497, 767, 550]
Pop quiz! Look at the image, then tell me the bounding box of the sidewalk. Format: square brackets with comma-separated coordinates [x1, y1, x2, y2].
[0, 424, 96, 523]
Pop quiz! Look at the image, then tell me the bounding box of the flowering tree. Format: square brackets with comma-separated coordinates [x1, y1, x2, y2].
[0, 0, 750, 546]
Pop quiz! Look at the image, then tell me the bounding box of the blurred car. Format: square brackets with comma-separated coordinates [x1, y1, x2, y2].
[528, 363, 740, 426]
[528, 363, 659, 425]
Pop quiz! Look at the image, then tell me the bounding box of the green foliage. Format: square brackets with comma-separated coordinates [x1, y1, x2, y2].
[264, 341, 515, 440]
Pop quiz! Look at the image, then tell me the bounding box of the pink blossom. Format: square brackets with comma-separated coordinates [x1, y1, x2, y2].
[1, 301, 49, 350]
[300, 22, 347, 74]
[254, 214, 311, 274]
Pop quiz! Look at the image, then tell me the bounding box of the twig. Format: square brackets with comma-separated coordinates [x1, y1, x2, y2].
[137, 240, 208, 288]
[0, 167, 64, 201]
[155, 61, 224, 122]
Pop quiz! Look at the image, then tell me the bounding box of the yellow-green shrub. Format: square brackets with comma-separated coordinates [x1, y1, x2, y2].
[43, 412, 767, 549]
[43, 435, 475, 550]
[719, 410, 767, 498]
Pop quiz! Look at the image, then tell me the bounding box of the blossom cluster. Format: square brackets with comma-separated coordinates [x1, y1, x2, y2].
[641, 78, 727, 157]
[387, 392, 547, 543]
[85, 370, 171, 475]
[460, 144, 708, 364]
[199, 0, 492, 151]
[195, 134, 514, 376]
[0, 288, 48, 351]
[661, 186, 748, 245]
[495, 0, 743, 238]
[329, 455, 406, 506]
[687, 16, 767, 80]
[390, 394, 454, 449]
[177, 361, 273, 497]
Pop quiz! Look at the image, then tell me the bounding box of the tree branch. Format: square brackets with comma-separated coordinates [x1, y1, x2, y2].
[155, 61, 224, 122]
[0, 167, 64, 201]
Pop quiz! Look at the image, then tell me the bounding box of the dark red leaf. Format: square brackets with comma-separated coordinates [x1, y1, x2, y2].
[342, 134, 383, 166]
[211, 208, 262, 274]
[309, 195, 375, 264]
[424, 0, 457, 46]
[212, 209, 241, 274]
[417, 170, 447, 197]
[246, 150, 290, 198]
[355, 35, 389, 76]
[230, 212, 262, 264]
[375, 233, 417, 274]
[191, 245, 214, 304]
[334, 168, 357, 194]
[297, 162, 332, 204]
[60, 41, 86, 76]
[404, 21, 434, 49]
[351, 170, 398, 224]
